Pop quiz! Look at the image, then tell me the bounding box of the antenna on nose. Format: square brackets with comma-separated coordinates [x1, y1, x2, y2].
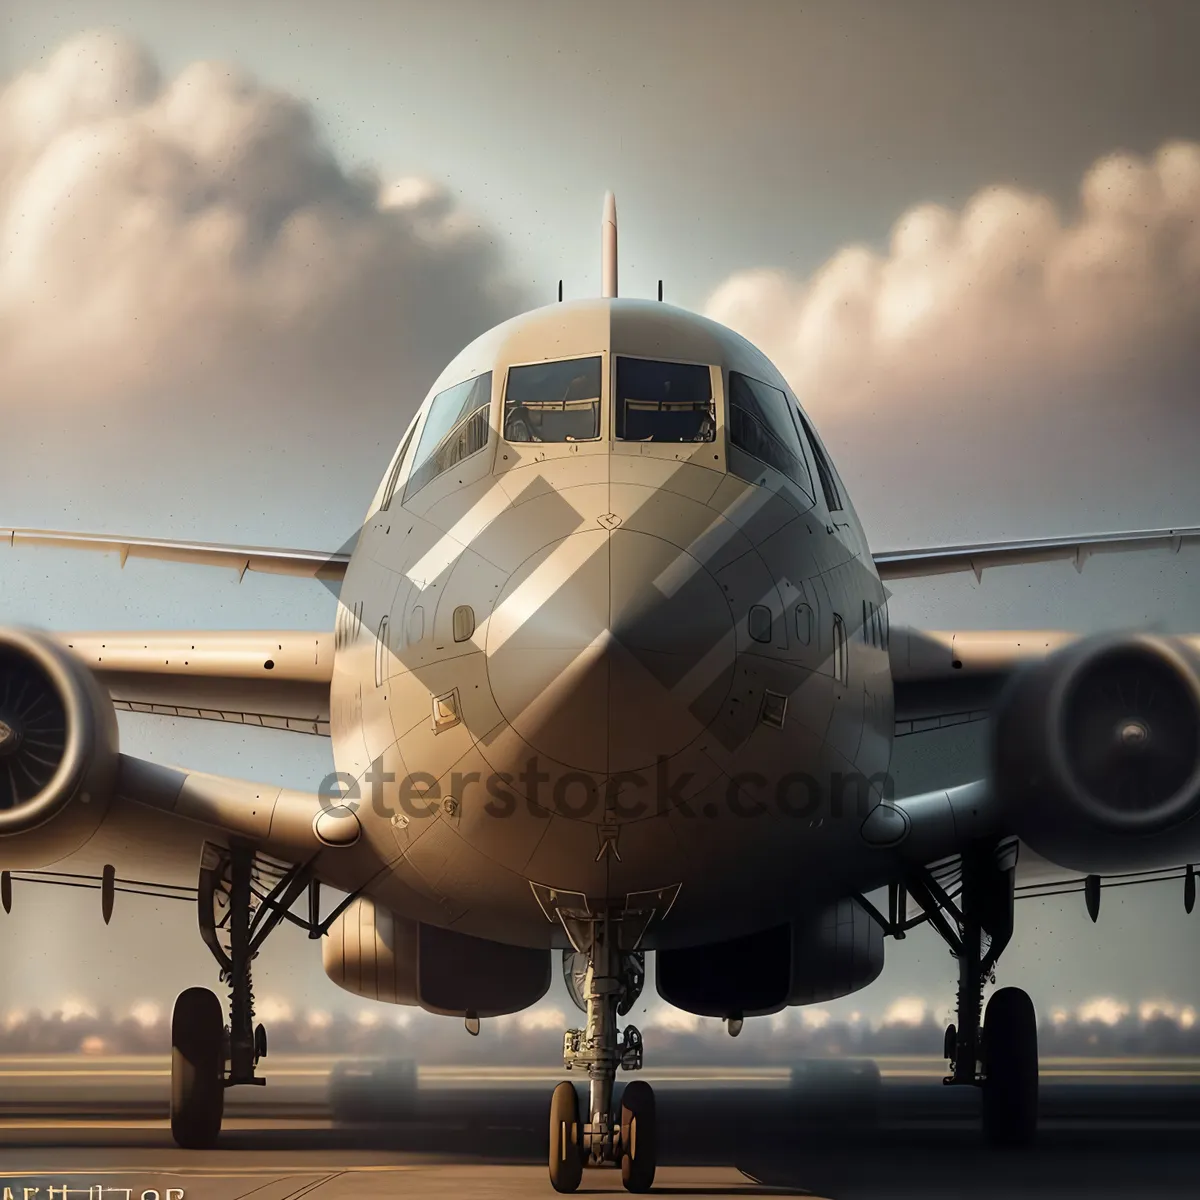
[601, 191, 618, 299]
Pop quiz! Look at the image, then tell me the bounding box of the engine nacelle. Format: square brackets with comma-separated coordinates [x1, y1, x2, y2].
[323, 896, 552, 1017]
[993, 632, 1200, 872]
[655, 899, 884, 1019]
[0, 628, 119, 869]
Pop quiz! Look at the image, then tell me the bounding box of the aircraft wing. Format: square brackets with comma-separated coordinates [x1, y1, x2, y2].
[0, 624, 357, 898]
[0, 753, 369, 898]
[889, 627, 1071, 734]
[873, 525, 1200, 583]
[3, 526, 351, 582]
[880, 523, 1200, 733]
[890, 624, 1200, 735]
[56, 630, 334, 735]
[3, 528, 346, 730]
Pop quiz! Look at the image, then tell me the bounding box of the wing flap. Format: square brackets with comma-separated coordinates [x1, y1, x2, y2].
[58, 630, 334, 735]
[889, 627, 1077, 726]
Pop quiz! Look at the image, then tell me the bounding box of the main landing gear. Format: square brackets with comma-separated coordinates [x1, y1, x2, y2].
[551, 910, 653, 1193]
[170, 842, 330, 1149]
[921, 841, 1038, 1147]
[866, 840, 1038, 1147]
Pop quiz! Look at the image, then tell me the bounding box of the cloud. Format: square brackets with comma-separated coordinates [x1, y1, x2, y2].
[256, 996, 294, 1023]
[0, 30, 522, 401]
[705, 142, 1200, 538]
[706, 141, 1200, 413]
[516, 1006, 566, 1032]
[645, 1004, 704, 1033]
[880, 996, 927, 1027]
[0, 31, 526, 535]
[1076, 996, 1130, 1026]
[55, 997, 98, 1021]
[129, 1000, 160, 1028]
[1138, 999, 1197, 1027]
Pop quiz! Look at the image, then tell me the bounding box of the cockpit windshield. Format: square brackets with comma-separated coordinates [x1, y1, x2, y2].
[404, 371, 492, 502]
[504, 356, 602, 442]
[615, 358, 715, 442]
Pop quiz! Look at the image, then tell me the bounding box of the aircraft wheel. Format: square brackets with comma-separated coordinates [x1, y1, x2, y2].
[548, 1081, 584, 1193]
[982, 986, 1038, 1148]
[170, 987, 225, 1149]
[620, 1079, 657, 1193]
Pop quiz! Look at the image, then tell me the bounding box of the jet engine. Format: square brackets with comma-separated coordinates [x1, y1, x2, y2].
[992, 633, 1200, 872]
[323, 896, 553, 1017]
[0, 628, 119, 869]
[655, 898, 884, 1019]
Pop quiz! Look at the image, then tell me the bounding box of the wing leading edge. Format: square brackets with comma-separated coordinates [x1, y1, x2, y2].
[4, 527, 351, 582]
[873, 525, 1200, 582]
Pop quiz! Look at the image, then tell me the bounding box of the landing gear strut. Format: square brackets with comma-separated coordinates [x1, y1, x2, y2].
[881, 840, 1038, 1147]
[550, 908, 654, 1193]
[170, 842, 317, 1149]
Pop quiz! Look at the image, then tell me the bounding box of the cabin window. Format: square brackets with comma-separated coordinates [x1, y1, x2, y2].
[614, 358, 715, 442]
[452, 605, 476, 643]
[407, 605, 425, 645]
[832, 613, 848, 684]
[381, 418, 419, 512]
[748, 604, 772, 643]
[504, 356, 602, 442]
[794, 602, 813, 645]
[792, 405, 844, 513]
[728, 372, 815, 500]
[404, 372, 493, 502]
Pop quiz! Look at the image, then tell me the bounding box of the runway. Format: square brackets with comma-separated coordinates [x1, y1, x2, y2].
[4, 1057, 1200, 1198]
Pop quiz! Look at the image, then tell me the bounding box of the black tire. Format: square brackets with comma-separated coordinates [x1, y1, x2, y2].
[548, 1081, 584, 1193]
[620, 1079, 657, 1193]
[982, 986, 1038, 1148]
[171, 987, 225, 1149]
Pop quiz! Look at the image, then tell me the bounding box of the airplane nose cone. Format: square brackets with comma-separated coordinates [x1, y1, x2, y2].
[485, 527, 736, 775]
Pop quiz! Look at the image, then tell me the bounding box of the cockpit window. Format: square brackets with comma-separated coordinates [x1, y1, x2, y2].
[614, 358, 715, 442]
[728, 372, 815, 500]
[380, 417, 419, 511]
[792, 404, 844, 512]
[404, 371, 492, 501]
[504, 356, 602, 442]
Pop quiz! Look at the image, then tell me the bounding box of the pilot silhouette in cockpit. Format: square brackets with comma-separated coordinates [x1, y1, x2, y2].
[504, 403, 539, 442]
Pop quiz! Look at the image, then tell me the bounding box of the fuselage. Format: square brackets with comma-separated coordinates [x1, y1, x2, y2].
[330, 299, 893, 948]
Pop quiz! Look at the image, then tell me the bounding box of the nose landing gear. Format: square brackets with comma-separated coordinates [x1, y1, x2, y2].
[550, 910, 655, 1193]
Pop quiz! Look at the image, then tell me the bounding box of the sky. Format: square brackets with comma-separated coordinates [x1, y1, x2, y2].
[2, 2, 1200, 1029]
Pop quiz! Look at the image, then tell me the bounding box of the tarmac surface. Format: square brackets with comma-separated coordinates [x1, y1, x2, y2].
[4, 1056, 1200, 1198]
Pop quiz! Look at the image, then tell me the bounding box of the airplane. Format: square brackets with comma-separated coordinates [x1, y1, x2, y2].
[4, 191, 1200, 1192]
